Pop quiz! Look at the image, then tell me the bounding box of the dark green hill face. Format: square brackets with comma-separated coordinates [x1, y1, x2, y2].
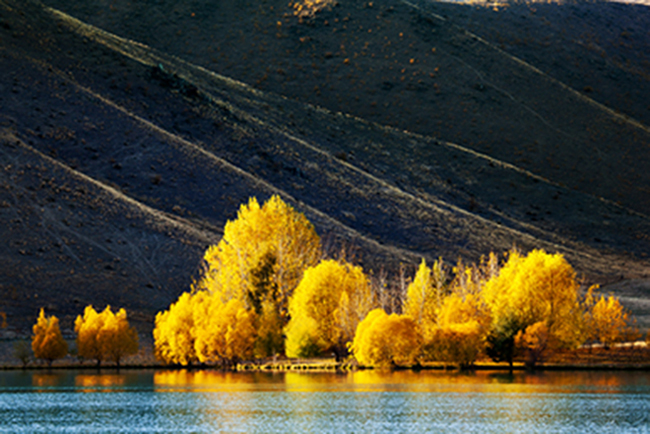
[1, 0, 649, 332]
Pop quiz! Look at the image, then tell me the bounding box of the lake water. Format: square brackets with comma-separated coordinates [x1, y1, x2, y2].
[1, 369, 650, 433]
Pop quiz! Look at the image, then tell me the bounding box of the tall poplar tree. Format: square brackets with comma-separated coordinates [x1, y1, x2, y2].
[32, 308, 68, 367]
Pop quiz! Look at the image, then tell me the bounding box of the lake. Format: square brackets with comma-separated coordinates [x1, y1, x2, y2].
[1, 369, 649, 433]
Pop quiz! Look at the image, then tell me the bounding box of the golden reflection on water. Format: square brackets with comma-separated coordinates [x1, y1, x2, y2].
[154, 369, 282, 392]
[152, 369, 644, 396]
[32, 374, 63, 391]
[75, 374, 127, 392]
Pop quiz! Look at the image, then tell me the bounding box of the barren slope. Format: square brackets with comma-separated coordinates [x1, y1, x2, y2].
[1, 0, 649, 333]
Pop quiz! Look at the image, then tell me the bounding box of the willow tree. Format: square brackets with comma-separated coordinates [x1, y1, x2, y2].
[482, 249, 584, 367]
[285, 259, 376, 359]
[32, 308, 68, 367]
[199, 195, 321, 357]
[350, 308, 421, 368]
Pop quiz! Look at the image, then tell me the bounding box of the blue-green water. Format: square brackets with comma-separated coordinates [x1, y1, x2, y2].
[1, 369, 650, 433]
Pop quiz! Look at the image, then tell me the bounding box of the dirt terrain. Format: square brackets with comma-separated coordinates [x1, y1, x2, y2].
[1, 0, 649, 338]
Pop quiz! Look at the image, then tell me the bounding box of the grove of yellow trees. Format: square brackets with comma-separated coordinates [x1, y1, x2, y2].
[154, 195, 322, 366]
[75, 305, 139, 367]
[198, 195, 321, 357]
[151, 196, 638, 370]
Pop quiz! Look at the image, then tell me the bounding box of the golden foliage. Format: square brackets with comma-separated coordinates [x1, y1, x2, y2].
[155, 196, 321, 365]
[101, 307, 139, 366]
[424, 293, 490, 367]
[75, 305, 138, 366]
[75, 305, 106, 365]
[350, 309, 421, 368]
[154, 291, 256, 366]
[584, 288, 631, 348]
[199, 195, 320, 357]
[402, 257, 492, 367]
[151, 195, 637, 369]
[153, 292, 198, 366]
[403, 259, 446, 329]
[193, 295, 256, 365]
[285, 259, 376, 358]
[201, 195, 320, 310]
[427, 321, 484, 368]
[483, 249, 583, 349]
[32, 308, 68, 365]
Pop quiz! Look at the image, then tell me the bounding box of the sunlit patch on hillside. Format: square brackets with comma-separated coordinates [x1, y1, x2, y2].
[291, 0, 338, 19]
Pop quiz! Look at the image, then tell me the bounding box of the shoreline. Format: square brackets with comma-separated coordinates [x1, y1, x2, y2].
[4, 360, 650, 372]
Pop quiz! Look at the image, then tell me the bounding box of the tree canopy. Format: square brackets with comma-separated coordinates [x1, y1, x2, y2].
[32, 308, 68, 366]
[285, 259, 376, 359]
[482, 249, 583, 366]
[147, 196, 638, 370]
[75, 305, 139, 367]
[200, 195, 321, 315]
[350, 308, 421, 368]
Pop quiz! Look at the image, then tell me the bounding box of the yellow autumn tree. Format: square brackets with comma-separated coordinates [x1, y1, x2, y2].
[482, 249, 584, 367]
[198, 195, 321, 357]
[75, 305, 139, 367]
[193, 294, 256, 366]
[403, 259, 446, 334]
[402, 256, 493, 367]
[285, 259, 376, 359]
[514, 321, 549, 367]
[426, 292, 490, 368]
[584, 287, 631, 349]
[75, 305, 106, 367]
[101, 307, 139, 367]
[153, 292, 198, 366]
[350, 308, 421, 368]
[32, 308, 68, 366]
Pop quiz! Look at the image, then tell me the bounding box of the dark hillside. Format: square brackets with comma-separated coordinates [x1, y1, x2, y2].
[42, 0, 650, 216]
[1, 0, 649, 333]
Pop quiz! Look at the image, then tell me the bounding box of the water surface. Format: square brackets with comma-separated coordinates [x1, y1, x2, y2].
[1, 369, 649, 433]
